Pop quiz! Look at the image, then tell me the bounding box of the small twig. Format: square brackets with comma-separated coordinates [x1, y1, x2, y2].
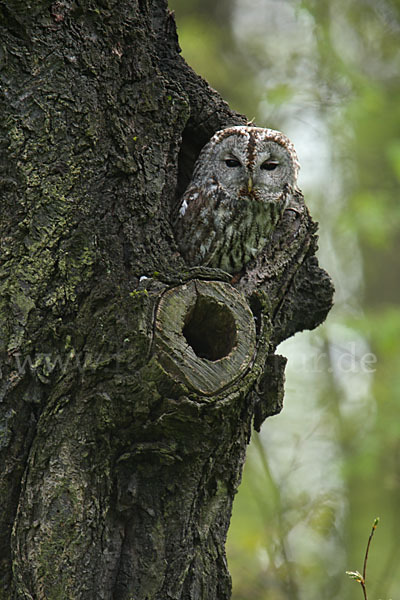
[363, 517, 379, 586]
[361, 576, 367, 600]
[346, 517, 380, 600]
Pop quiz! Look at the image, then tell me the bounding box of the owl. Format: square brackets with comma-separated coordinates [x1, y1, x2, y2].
[174, 126, 300, 274]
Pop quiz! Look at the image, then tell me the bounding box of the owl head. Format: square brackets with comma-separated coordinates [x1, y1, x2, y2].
[191, 126, 300, 198]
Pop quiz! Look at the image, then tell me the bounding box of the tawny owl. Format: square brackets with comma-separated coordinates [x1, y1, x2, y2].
[173, 126, 300, 274]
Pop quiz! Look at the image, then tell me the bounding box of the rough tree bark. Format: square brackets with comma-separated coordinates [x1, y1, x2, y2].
[0, 1, 334, 599]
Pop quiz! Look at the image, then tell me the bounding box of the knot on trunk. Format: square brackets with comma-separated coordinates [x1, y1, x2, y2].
[153, 279, 257, 396]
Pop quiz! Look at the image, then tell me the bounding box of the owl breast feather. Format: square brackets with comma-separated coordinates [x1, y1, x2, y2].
[175, 183, 288, 274]
[210, 195, 282, 273]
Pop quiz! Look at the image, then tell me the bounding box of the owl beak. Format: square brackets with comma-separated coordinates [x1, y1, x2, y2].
[247, 176, 253, 193]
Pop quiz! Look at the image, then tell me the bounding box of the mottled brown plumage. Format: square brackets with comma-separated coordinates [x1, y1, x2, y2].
[174, 126, 300, 274]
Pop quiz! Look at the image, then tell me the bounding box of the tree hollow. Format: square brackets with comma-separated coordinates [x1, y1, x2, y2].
[153, 280, 257, 396]
[182, 295, 237, 361]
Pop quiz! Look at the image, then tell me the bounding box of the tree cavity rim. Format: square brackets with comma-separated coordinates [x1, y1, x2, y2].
[153, 279, 257, 396]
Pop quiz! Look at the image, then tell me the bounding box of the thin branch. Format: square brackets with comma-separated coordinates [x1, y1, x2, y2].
[363, 517, 379, 583]
[346, 517, 379, 600]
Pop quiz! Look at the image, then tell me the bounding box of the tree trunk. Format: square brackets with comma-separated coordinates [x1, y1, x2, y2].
[0, 1, 333, 599]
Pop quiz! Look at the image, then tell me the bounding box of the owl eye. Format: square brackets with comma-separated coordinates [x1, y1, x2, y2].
[225, 158, 241, 168]
[261, 160, 279, 171]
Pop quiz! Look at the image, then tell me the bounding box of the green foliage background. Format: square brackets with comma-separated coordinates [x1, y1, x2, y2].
[169, 0, 400, 598]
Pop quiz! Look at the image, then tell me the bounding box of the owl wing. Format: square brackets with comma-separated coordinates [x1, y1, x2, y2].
[174, 179, 227, 268]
